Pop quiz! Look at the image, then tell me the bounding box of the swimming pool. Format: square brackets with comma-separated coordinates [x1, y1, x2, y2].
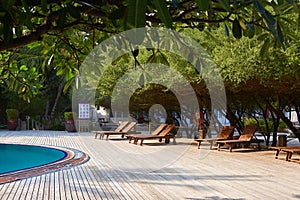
[0, 143, 89, 184]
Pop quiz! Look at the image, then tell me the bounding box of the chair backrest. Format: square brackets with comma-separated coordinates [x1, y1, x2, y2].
[122, 122, 137, 132]
[239, 125, 258, 141]
[158, 124, 176, 137]
[115, 121, 129, 132]
[151, 124, 168, 136]
[218, 126, 235, 139]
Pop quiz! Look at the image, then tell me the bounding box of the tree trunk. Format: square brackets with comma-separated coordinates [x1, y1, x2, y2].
[271, 115, 279, 147]
[256, 101, 271, 146]
[44, 98, 49, 119]
[226, 105, 243, 134]
[45, 83, 63, 129]
[265, 99, 300, 142]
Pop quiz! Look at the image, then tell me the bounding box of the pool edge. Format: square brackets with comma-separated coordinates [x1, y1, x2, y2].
[0, 143, 90, 184]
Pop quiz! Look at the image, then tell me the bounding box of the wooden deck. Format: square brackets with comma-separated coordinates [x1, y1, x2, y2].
[1, 130, 300, 199]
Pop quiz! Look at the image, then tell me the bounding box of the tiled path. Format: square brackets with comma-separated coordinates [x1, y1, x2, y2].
[1, 130, 300, 199]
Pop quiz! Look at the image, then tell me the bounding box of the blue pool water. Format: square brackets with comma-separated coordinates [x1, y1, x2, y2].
[0, 144, 67, 174]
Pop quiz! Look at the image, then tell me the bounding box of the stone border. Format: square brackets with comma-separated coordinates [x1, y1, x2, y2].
[0, 143, 90, 184]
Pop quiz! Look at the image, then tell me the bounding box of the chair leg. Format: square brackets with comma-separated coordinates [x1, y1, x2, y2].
[229, 144, 233, 152]
[198, 141, 202, 149]
[140, 139, 144, 146]
[275, 149, 280, 159]
[287, 152, 293, 161]
[217, 144, 221, 151]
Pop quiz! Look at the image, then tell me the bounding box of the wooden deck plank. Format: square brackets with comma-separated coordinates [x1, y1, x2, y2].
[1, 130, 300, 199]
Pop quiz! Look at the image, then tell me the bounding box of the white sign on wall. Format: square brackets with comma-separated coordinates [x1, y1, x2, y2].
[79, 102, 90, 119]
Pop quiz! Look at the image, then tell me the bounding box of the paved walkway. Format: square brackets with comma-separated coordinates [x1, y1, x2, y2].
[0, 130, 300, 199]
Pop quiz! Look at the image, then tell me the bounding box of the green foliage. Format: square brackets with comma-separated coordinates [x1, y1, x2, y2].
[64, 112, 74, 120]
[6, 109, 18, 120]
[153, 0, 173, 28]
[49, 120, 65, 131]
[0, 0, 298, 52]
[245, 118, 288, 132]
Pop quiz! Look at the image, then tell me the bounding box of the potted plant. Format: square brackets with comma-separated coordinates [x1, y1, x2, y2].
[6, 109, 19, 130]
[64, 112, 76, 132]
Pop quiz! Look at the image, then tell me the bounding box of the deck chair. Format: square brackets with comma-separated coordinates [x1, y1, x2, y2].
[133, 124, 176, 146]
[216, 125, 261, 152]
[93, 121, 129, 139]
[127, 123, 167, 143]
[101, 121, 137, 140]
[195, 126, 235, 149]
[276, 146, 300, 162]
[270, 146, 300, 160]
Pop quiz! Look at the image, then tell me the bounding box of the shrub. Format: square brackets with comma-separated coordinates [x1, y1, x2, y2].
[64, 112, 74, 120]
[6, 109, 19, 120]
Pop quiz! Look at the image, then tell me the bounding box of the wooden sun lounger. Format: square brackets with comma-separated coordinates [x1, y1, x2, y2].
[270, 146, 300, 162]
[127, 123, 167, 143]
[216, 125, 261, 152]
[281, 148, 300, 162]
[93, 122, 137, 140]
[194, 126, 235, 149]
[132, 124, 176, 146]
[103, 121, 137, 140]
[269, 146, 300, 160]
[92, 121, 129, 139]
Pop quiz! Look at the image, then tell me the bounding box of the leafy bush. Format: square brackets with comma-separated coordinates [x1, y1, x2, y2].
[245, 118, 287, 132]
[64, 112, 74, 120]
[49, 120, 65, 131]
[6, 109, 19, 120]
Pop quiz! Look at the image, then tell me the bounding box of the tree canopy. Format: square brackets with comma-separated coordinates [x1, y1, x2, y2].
[0, 0, 299, 51]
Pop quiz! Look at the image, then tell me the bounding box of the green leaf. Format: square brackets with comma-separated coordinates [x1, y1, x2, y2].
[232, 18, 242, 39]
[67, 3, 81, 19]
[217, 0, 231, 12]
[243, 26, 254, 38]
[125, 0, 147, 44]
[64, 77, 75, 93]
[21, 0, 30, 13]
[56, 68, 64, 76]
[260, 38, 270, 58]
[276, 22, 286, 51]
[194, 0, 210, 11]
[158, 51, 169, 66]
[153, 0, 173, 28]
[57, 9, 67, 29]
[126, 0, 147, 29]
[25, 14, 34, 30]
[41, 0, 47, 13]
[20, 65, 28, 71]
[30, 67, 36, 74]
[224, 24, 230, 37]
[3, 22, 13, 44]
[253, 0, 276, 34]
